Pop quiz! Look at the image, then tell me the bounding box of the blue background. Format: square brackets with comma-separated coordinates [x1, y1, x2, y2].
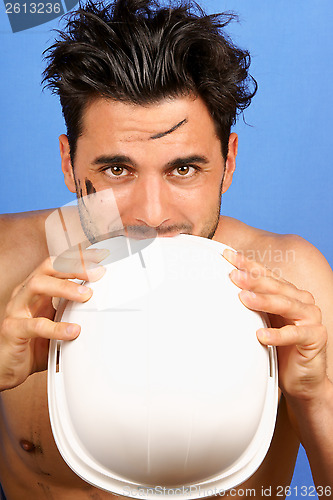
[1, 0, 332, 496]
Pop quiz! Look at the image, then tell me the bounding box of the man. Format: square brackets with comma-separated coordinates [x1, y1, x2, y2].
[0, 0, 332, 498]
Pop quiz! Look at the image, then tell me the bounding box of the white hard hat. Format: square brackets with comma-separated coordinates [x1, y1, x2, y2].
[48, 235, 278, 498]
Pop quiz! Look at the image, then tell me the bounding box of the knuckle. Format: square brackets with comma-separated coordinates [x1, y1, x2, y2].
[1, 317, 13, 337]
[52, 278, 76, 300]
[34, 317, 47, 336]
[54, 321, 67, 339]
[281, 296, 293, 314]
[42, 256, 54, 272]
[303, 290, 315, 304]
[63, 278, 79, 294]
[27, 274, 42, 293]
[311, 304, 322, 322]
[288, 324, 299, 340]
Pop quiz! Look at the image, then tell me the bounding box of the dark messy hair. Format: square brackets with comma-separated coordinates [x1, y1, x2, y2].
[43, 0, 257, 163]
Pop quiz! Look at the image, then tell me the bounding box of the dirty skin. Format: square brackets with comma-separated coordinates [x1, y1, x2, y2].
[150, 118, 188, 139]
[85, 178, 97, 195]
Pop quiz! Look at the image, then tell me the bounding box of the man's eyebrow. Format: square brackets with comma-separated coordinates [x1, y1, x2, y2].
[150, 118, 188, 140]
[165, 155, 209, 168]
[92, 155, 137, 167]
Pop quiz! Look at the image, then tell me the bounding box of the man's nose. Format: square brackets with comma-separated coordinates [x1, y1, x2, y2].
[132, 175, 170, 228]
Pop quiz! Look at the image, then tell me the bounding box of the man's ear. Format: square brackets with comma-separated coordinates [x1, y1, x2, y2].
[221, 133, 238, 194]
[59, 134, 76, 193]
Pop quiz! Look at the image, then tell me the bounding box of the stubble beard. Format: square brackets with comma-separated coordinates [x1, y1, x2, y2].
[75, 179, 223, 244]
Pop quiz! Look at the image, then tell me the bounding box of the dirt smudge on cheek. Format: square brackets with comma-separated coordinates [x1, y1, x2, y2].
[85, 178, 97, 195]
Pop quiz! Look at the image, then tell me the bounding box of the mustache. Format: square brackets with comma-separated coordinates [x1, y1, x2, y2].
[123, 223, 193, 238]
[84, 223, 193, 245]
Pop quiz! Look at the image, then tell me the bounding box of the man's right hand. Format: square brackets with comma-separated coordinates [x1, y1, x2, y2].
[0, 247, 108, 391]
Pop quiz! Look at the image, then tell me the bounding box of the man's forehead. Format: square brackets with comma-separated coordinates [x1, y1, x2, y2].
[80, 95, 216, 142]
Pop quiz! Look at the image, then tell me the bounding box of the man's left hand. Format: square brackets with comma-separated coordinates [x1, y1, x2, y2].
[223, 248, 328, 403]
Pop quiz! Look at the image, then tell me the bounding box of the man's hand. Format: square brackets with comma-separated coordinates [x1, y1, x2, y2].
[0, 247, 108, 391]
[223, 248, 328, 403]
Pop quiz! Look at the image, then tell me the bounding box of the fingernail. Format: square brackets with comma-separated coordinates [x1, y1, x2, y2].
[52, 296, 61, 310]
[257, 328, 271, 342]
[87, 265, 106, 281]
[223, 248, 237, 259]
[66, 324, 80, 337]
[230, 269, 247, 281]
[240, 290, 256, 299]
[77, 285, 91, 294]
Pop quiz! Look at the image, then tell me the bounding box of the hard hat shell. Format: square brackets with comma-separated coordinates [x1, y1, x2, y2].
[48, 235, 278, 498]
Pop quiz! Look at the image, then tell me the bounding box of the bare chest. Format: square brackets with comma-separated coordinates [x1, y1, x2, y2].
[0, 368, 299, 500]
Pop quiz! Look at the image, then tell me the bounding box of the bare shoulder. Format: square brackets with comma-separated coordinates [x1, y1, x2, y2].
[215, 215, 332, 288]
[0, 210, 50, 258]
[0, 210, 52, 309]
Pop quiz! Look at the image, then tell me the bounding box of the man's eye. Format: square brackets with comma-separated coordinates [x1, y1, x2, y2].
[103, 166, 128, 177]
[172, 165, 197, 177]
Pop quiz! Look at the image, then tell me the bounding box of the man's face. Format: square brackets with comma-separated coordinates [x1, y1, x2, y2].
[60, 95, 237, 242]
